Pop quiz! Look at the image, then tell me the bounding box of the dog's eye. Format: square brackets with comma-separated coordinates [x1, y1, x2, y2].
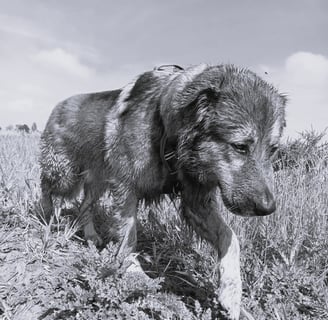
[269, 145, 279, 157]
[231, 143, 249, 154]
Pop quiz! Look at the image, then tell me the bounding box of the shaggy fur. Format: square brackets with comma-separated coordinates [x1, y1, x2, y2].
[40, 64, 286, 319]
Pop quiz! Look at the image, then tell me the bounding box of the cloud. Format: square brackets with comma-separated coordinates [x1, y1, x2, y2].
[0, 40, 143, 129]
[257, 52, 328, 140]
[285, 52, 328, 81]
[33, 48, 93, 78]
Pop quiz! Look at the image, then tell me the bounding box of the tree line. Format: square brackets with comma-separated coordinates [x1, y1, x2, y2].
[0, 122, 38, 133]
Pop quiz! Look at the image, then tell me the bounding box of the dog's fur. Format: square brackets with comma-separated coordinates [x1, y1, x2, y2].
[40, 64, 286, 319]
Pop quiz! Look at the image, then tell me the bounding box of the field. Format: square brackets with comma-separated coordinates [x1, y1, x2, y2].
[0, 132, 327, 320]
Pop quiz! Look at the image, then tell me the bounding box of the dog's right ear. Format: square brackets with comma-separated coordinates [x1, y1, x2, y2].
[193, 87, 221, 108]
[185, 87, 221, 117]
[161, 83, 222, 138]
[187, 74, 225, 111]
[182, 87, 222, 129]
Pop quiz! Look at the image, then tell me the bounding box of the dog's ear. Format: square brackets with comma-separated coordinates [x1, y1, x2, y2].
[188, 87, 221, 110]
[197, 87, 220, 104]
[183, 87, 221, 129]
[162, 86, 221, 138]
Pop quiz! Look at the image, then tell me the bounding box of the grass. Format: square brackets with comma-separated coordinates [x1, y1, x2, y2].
[0, 132, 327, 319]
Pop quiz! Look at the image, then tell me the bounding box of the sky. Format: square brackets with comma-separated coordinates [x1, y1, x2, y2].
[0, 0, 327, 140]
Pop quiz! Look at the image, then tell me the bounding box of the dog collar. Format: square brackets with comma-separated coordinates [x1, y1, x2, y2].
[160, 132, 182, 195]
[160, 132, 178, 176]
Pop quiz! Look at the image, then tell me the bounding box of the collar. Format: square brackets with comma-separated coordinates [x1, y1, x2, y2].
[160, 132, 178, 176]
[160, 132, 181, 195]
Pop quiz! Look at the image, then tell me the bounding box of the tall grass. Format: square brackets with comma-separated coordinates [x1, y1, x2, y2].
[0, 133, 327, 319]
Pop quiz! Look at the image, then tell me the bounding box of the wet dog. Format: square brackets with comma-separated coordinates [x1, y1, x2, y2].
[40, 64, 286, 319]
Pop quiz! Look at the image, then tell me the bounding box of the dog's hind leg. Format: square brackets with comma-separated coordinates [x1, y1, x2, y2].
[40, 177, 54, 222]
[181, 186, 241, 320]
[40, 177, 63, 221]
[39, 137, 81, 224]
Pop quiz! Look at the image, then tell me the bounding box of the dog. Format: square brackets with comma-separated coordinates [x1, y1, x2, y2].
[40, 64, 286, 319]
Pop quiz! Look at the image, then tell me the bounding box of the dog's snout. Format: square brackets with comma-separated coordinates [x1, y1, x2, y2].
[255, 188, 276, 216]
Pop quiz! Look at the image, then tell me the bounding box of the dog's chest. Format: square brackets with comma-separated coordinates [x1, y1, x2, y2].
[134, 162, 181, 201]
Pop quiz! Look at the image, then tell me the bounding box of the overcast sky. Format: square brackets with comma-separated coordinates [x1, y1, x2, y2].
[0, 0, 327, 139]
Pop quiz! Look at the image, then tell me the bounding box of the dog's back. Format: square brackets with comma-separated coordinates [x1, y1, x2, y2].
[39, 69, 177, 218]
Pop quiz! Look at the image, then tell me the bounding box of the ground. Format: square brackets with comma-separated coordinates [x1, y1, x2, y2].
[0, 132, 327, 320]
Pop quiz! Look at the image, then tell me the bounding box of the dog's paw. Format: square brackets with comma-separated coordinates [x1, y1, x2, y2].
[123, 253, 146, 274]
[85, 232, 103, 247]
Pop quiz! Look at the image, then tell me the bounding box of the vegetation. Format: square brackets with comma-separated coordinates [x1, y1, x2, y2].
[0, 132, 327, 319]
[1, 123, 38, 134]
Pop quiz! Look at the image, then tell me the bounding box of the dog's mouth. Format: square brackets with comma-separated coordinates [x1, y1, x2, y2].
[226, 205, 276, 217]
[221, 193, 276, 217]
[218, 180, 277, 217]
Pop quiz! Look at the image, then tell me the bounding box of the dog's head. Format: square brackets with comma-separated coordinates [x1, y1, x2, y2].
[165, 65, 286, 217]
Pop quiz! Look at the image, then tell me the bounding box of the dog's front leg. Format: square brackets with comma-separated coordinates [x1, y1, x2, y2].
[110, 185, 138, 256]
[109, 183, 143, 272]
[215, 224, 241, 320]
[181, 187, 242, 320]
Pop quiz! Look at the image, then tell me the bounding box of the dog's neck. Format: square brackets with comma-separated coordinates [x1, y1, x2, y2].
[155, 64, 188, 194]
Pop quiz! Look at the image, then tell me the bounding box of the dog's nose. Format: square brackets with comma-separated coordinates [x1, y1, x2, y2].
[255, 188, 276, 216]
